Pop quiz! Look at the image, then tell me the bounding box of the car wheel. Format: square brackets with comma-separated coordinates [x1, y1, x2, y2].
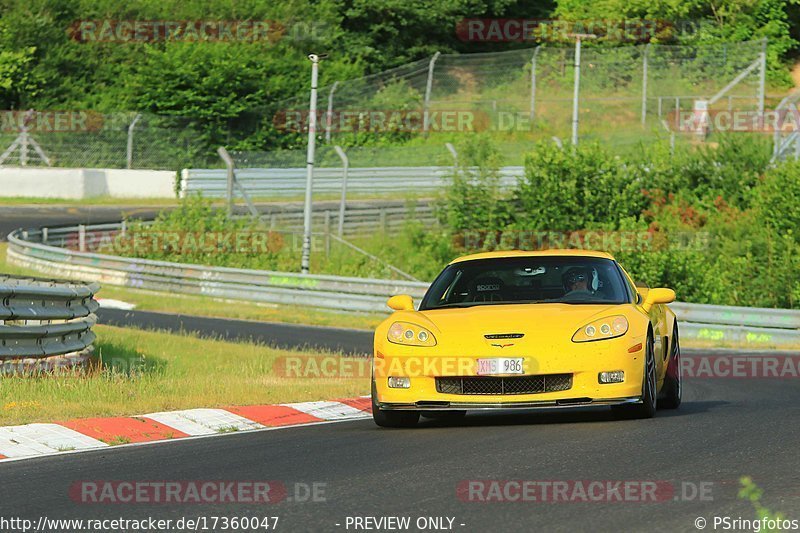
[371, 380, 420, 428]
[613, 333, 657, 419]
[420, 411, 467, 420]
[659, 325, 682, 409]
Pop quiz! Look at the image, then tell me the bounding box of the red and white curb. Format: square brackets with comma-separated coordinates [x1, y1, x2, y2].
[0, 397, 371, 462]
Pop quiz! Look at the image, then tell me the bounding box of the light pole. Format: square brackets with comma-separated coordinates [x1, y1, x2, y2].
[126, 113, 142, 169]
[301, 53, 326, 274]
[568, 33, 596, 146]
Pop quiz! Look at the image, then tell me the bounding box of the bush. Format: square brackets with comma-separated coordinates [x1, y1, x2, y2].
[754, 159, 800, 237]
[114, 195, 286, 271]
[514, 142, 645, 231]
[111, 195, 452, 281]
[639, 135, 772, 211]
[435, 134, 514, 232]
[434, 135, 800, 309]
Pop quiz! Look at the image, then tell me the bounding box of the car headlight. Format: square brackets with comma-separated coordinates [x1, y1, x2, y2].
[387, 321, 437, 346]
[572, 315, 628, 342]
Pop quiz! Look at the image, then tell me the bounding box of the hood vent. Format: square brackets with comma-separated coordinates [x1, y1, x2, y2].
[484, 333, 524, 339]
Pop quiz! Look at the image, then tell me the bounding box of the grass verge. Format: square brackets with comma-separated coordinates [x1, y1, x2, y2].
[0, 325, 370, 426]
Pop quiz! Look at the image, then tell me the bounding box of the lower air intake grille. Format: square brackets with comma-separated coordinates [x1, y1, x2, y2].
[435, 374, 573, 395]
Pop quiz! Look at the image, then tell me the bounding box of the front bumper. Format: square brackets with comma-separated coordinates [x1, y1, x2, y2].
[373, 335, 646, 411]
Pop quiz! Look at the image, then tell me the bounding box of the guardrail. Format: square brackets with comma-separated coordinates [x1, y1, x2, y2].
[18, 202, 435, 243]
[0, 275, 99, 372]
[180, 166, 524, 197]
[670, 302, 800, 346]
[8, 222, 800, 347]
[261, 202, 436, 235]
[8, 224, 428, 313]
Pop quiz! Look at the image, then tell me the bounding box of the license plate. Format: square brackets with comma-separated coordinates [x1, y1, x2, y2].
[477, 358, 524, 375]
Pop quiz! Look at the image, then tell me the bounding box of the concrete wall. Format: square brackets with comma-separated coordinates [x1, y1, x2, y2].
[0, 168, 177, 199]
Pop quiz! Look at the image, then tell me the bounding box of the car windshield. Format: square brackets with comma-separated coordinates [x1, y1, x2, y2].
[420, 256, 631, 310]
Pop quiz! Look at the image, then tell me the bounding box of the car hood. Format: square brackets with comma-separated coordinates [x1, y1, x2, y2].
[418, 303, 628, 351]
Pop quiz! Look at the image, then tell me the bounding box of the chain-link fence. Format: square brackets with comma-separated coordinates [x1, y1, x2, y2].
[0, 40, 780, 170]
[276, 39, 775, 151]
[0, 112, 224, 170]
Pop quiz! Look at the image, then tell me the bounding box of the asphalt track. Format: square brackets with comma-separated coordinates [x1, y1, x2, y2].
[1, 377, 798, 532]
[96, 308, 374, 355]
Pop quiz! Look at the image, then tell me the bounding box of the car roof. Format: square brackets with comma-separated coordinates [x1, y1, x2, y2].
[449, 249, 616, 265]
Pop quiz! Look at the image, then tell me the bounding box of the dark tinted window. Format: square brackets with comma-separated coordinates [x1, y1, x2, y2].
[420, 256, 630, 310]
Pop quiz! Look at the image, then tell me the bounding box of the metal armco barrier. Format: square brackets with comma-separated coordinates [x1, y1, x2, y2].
[262, 203, 436, 235]
[8, 224, 428, 313]
[0, 275, 99, 372]
[672, 302, 800, 346]
[179, 166, 524, 197]
[669, 302, 800, 330]
[8, 223, 800, 347]
[679, 322, 800, 346]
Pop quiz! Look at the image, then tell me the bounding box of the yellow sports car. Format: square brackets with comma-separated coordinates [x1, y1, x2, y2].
[371, 250, 681, 427]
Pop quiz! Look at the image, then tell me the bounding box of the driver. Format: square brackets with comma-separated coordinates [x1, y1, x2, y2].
[563, 267, 592, 295]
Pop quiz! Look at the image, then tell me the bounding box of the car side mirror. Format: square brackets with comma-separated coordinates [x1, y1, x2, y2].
[634, 281, 649, 303]
[387, 294, 415, 311]
[636, 287, 649, 303]
[642, 288, 675, 312]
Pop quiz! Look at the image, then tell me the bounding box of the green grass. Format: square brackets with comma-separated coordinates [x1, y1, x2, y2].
[0, 324, 370, 425]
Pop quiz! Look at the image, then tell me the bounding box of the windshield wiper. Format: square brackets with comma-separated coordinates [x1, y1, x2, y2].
[428, 302, 485, 309]
[428, 300, 555, 309]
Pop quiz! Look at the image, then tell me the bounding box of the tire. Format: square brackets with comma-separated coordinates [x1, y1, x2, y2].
[371, 380, 420, 428]
[420, 410, 467, 420]
[613, 332, 657, 419]
[659, 325, 682, 409]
